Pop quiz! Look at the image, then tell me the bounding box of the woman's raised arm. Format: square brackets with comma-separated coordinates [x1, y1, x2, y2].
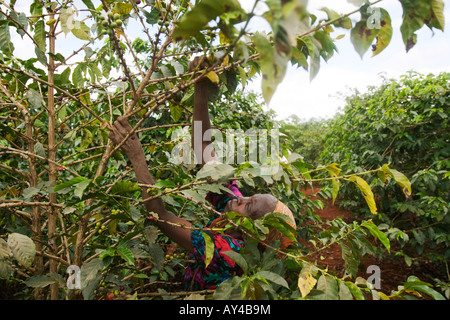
[108, 117, 193, 252]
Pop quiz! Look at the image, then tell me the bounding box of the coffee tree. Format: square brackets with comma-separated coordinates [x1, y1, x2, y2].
[0, 0, 446, 300]
[321, 72, 450, 270]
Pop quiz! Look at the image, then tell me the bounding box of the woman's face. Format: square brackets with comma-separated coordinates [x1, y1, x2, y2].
[224, 194, 277, 220]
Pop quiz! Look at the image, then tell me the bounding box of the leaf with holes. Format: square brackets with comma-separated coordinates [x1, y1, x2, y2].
[351, 20, 377, 59]
[371, 8, 392, 57]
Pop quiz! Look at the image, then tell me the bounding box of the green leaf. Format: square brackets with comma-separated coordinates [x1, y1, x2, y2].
[27, 88, 43, 109]
[326, 163, 341, 205]
[99, 247, 115, 260]
[331, 179, 340, 205]
[200, 231, 215, 268]
[60, 67, 71, 84]
[196, 162, 235, 180]
[309, 50, 321, 82]
[30, 1, 43, 23]
[399, 0, 429, 52]
[252, 31, 289, 104]
[0, 259, 13, 279]
[24, 274, 61, 288]
[80, 258, 103, 290]
[181, 189, 207, 204]
[117, 246, 135, 265]
[54, 177, 90, 193]
[11, 12, 28, 38]
[173, 0, 243, 41]
[33, 19, 46, 51]
[404, 276, 446, 300]
[428, 0, 445, 30]
[49, 52, 65, 62]
[338, 279, 353, 300]
[316, 275, 339, 300]
[340, 242, 359, 277]
[223, 250, 248, 274]
[77, 127, 93, 151]
[371, 9, 393, 57]
[112, 3, 133, 15]
[7, 233, 36, 267]
[0, 238, 11, 259]
[256, 270, 289, 288]
[377, 166, 389, 184]
[171, 60, 185, 75]
[350, 20, 377, 59]
[74, 179, 90, 199]
[22, 186, 40, 199]
[0, 20, 14, 55]
[72, 63, 84, 87]
[362, 220, 390, 253]
[34, 45, 47, 65]
[326, 162, 341, 176]
[140, 7, 160, 25]
[263, 213, 297, 242]
[60, 7, 74, 36]
[252, 32, 275, 102]
[344, 281, 365, 300]
[82, 0, 95, 10]
[170, 104, 182, 122]
[348, 176, 377, 214]
[111, 181, 139, 195]
[71, 21, 91, 40]
[214, 276, 244, 300]
[386, 168, 412, 198]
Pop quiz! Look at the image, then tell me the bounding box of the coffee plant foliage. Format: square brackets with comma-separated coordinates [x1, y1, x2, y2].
[0, 0, 446, 300]
[320, 72, 450, 267]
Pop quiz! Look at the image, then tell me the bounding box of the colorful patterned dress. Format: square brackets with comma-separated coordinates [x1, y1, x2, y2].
[183, 181, 244, 291]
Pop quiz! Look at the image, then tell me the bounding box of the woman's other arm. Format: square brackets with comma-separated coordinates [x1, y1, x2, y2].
[108, 117, 193, 252]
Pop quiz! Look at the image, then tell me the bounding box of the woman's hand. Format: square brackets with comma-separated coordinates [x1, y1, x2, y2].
[108, 116, 141, 155]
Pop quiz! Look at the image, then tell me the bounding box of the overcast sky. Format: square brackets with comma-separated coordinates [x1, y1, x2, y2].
[241, 0, 450, 121]
[9, 0, 450, 122]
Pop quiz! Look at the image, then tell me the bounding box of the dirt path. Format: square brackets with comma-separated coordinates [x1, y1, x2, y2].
[302, 186, 435, 296]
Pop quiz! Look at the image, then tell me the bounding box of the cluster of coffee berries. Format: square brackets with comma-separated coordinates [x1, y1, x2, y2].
[111, 209, 121, 216]
[95, 221, 106, 233]
[98, 11, 123, 37]
[103, 283, 125, 300]
[165, 252, 186, 261]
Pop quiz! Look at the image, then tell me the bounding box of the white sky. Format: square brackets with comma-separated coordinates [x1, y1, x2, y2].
[9, 0, 450, 122]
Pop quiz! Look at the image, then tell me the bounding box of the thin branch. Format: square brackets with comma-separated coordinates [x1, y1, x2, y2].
[0, 200, 63, 209]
